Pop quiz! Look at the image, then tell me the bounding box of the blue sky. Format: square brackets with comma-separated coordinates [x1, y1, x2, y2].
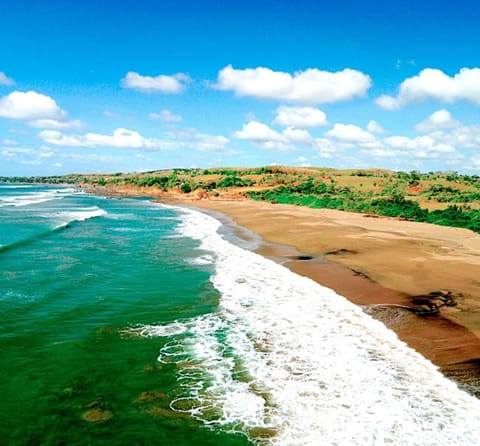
[1, 0, 480, 176]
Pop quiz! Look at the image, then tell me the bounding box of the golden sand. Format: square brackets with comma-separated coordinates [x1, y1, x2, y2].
[182, 199, 480, 392]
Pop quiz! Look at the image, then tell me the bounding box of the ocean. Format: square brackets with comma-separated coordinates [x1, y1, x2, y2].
[1, 184, 480, 446]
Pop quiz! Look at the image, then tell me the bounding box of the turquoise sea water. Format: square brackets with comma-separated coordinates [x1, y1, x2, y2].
[2, 184, 480, 446]
[0, 185, 248, 445]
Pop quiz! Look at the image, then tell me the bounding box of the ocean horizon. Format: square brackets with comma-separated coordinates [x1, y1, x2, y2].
[1, 183, 480, 445]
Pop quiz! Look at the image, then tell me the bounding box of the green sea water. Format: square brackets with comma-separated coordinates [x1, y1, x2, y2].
[3, 185, 480, 446]
[0, 185, 250, 445]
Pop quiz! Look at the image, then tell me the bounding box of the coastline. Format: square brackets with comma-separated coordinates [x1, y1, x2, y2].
[86, 185, 480, 395]
[176, 198, 480, 396]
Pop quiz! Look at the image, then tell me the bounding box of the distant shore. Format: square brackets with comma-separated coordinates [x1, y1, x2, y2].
[88, 185, 480, 395]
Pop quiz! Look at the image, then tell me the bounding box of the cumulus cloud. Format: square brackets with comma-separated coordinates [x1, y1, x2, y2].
[234, 121, 284, 143]
[234, 120, 316, 151]
[234, 121, 287, 150]
[0, 91, 66, 120]
[326, 124, 376, 144]
[356, 135, 460, 160]
[215, 65, 371, 104]
[232, 117, 477, 166]
[431, 125, 480, 151]
[0, 72, 15, 86]
[376, 68, 480, 109]
[149, 109, 182, 122]
[415, 109, 460, 133]
[282, 127, 313, 144]
[38, 128, 157, 149]
[375, 95, 400, 111]
[366, 120, 386, 134]
[379, 135, 459, 160]
[234, 120, 348, 157]
[121, 71, 191, 93]
[273, 106, 328, 128]
[384, 135, 455, 152]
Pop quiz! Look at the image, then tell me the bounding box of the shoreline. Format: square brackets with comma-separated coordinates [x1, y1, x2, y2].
[175, 198, 480, 396]
[86, 186, 480, 396]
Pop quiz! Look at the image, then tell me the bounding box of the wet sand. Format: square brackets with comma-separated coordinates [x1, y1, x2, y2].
[182, 199, 480, 396]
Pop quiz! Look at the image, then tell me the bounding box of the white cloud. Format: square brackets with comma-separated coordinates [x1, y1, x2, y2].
[375, 95, 401, 111]
[415, 109, 460, 133]
[282, 127, 313, 144]
[234, 121, 288, 150]
[358, 134, 461, 160]
[240, 105, 480, 170]
[381, 135, 458, 159]
[0, 91, 66, 120]
[2, 138, 18, 146]
[121, 71, 190, 93]
[366, 120, 386, 134]
[37, 126, 230, 153]
[233, 117, 475, 164]
[326, 123, 376, 144]
[233, 120, 348, 154]
[28, 119, 84, 130]
[215, 65, 371, 104]
[0, 72, 14, 86]
[432, 125, 480, 150]
[234, 120, 314, 151]
[1, 147, 36, 157]
[273, 105, 328, 128]
[149, 109, 182, 122]
[376, 68, 480, 109]
[234, 121, 285, 144]
[194, 134, 229, 152]
[38, 128, 157, 149]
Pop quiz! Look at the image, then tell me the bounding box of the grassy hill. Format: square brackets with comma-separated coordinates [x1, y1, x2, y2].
[2, 166, 479, 233]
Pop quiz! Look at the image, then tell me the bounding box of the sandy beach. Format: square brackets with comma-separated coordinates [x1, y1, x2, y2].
[179, 198, 480, 394]
[91, 183, 480, 394]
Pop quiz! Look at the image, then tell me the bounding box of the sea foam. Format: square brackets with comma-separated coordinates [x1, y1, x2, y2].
[0, 188, 77, 207]
[55, 206, 107, 223]
[135, 206, 480, 445]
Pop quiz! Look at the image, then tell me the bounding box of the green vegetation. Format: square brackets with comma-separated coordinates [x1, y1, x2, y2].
[1, 166, 479, 233]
